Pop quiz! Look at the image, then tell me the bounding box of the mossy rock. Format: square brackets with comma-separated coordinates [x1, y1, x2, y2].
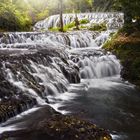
[103, 30, 140, 87]
[1, 114, 112, 140]
[88, 23, 107, 31]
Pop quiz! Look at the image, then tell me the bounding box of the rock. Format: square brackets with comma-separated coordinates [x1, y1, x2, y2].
[1, 107, 112, 140]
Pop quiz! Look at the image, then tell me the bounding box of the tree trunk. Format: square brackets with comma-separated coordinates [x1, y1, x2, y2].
[74, 13, 80, 30]
[59, 0, 64, 32]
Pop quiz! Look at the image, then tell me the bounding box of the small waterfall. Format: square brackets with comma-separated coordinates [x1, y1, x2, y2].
[69, 48, 121, 79]
[0, 12, 123, 123]
[77, 53, 120, 79]
[0, 31, 98, 49]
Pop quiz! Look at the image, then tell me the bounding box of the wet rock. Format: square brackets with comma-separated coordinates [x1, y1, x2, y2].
[1, 107, 112, 140]
[0, 47, 81, 123]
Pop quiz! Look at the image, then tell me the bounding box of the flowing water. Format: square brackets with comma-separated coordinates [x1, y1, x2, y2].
[34, 12, 124, 30]
[0, 13, 140, 140]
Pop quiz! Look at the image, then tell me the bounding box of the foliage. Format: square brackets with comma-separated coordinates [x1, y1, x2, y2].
[103, 31, 140, 87]
[0, 2, 32, 31]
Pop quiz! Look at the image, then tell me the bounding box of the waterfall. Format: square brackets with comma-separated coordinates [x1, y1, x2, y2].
[34, 12, 124, 31]
[0, 12, 123, 123]
[0, 31, 99, 49]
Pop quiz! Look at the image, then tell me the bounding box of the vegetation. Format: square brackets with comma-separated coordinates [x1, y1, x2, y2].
[49, 21, 75, 32]
[79, 19, 90, 24]
[49, 19, 91, 32]
[103, 30, 140, 87]
[88, 23, 107, 31]
[0, 1, 31, 31]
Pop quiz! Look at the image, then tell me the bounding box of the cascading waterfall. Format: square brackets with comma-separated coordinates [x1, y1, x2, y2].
[0, 31, 98, 49]
[70, 50, 121, 79]
[0, 12, 123, 123]
[34, 12, 124, 30]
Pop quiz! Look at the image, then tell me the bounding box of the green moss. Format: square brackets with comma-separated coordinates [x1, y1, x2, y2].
[88, 23, 107, 31]
[80, 25, 87, 29]
[79, 19, 89, 24]
[49, 22, 76, 32]
[49, 19, 90, 32]
[65, 22, 75, 29]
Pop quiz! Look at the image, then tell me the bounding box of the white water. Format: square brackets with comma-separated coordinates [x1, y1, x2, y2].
[34, 12, 124, 31]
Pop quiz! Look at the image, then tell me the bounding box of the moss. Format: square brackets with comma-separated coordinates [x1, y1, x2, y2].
[49, 22, 76, 32]
[49, 20, 89, 32]
[65, 22, 75, 29]
[49, 27, 60, 32]
[79, 19, 89, 24]
[103, 31, 140, 87]
[88, 23, 107, 31]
